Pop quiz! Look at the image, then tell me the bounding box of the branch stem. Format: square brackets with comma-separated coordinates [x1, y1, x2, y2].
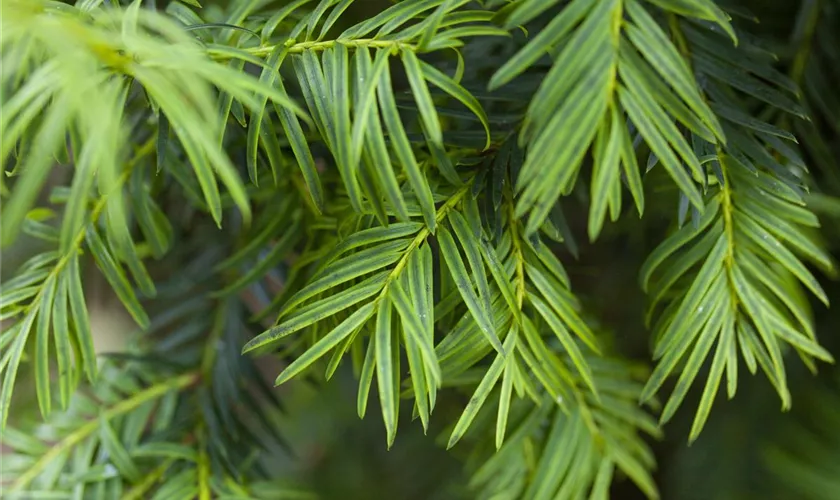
[11, 371, 198, 491]
[379, 179, 474, 299]
[214, 38, 414, 60]
[122, 458, 175, 500]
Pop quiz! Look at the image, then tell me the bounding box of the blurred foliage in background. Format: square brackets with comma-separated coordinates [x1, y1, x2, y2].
[1, 0, 840, 499]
